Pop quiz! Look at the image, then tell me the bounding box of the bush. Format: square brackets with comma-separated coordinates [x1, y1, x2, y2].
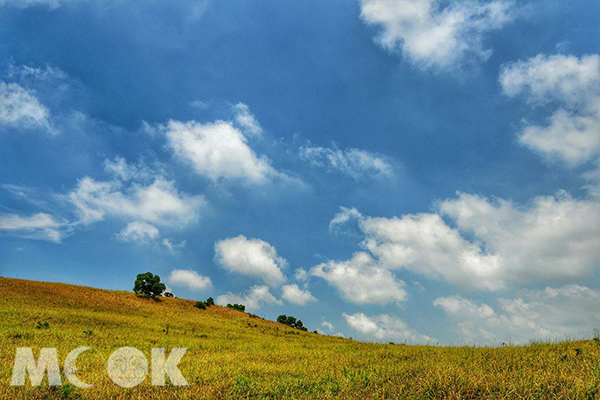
[206, 297, 215, 306]
[133, 272, 166, 298]
[227, 303, 246, 312]
[194, 301, 207, 310]
[276, 315, 308, 331]
[163, 292, 174, 298]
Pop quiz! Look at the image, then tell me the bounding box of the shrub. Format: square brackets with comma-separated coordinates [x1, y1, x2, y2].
[194, 301, 207, 310]
[206, 297, 215, 306]
[163, 292, 174, 298]
[276, 315, 308, 331]
[227, 303, 245, 312]
[133, 272, 166, 298]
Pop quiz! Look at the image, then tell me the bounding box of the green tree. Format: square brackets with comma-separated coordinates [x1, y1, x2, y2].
[206, 297, 215, 306]
[133, 272, 166, 298]
[227, 303, 245, 312]
[276, 315, 308, 331]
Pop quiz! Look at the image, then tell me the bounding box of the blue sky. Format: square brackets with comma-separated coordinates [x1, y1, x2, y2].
[1, 0, 599, 345]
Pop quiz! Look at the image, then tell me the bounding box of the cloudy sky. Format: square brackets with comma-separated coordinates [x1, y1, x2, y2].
[1, 0, 599, 345]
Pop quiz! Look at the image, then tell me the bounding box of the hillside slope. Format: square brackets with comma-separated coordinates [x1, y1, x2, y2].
[1, 277, 599, 399]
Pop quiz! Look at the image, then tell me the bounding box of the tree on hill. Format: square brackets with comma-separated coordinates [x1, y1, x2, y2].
[227, 303, 245, 312]
[133, 272, 166, 298]
[277, 315, 308, 331]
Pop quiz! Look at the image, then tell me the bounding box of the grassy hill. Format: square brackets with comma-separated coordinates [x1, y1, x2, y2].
[0, 277, 599, 399]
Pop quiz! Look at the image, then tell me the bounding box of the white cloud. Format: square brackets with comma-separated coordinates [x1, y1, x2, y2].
[518, 102, 600, 165]
[0, 82, 53, 133]
[104, 157, 153, 182]
[311, 252, 407, 305]
[435, 285, 600, 343]
[216, 285, 282, 311]
[169, 269, 212, 291]
[500, 54, 600, 104]
[343, 312, 432, 344]
[360, 0, 515, 71]
[439, 191, 600, 286]
[359, 211, 504, 290]
[215, 235, 287, 286]
[161, 238, 186, 252]
[116, 221, 160, 243]
[68, 176, 204, 227]
[232, 103, 263, 137]
[6, 63, 68, 82]
[330, 189, 600, 291]
[0, 212, 66, 243]
[281, 284, 316, 305]
[321, 320, 334, 331]
[164, 120, 278, 184]
[500, 54, 600, 165]
[293, 268, 309, 282]
[299, 144, 394, 179]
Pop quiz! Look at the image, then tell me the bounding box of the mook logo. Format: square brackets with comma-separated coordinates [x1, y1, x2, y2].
[10, 347, 188, 388]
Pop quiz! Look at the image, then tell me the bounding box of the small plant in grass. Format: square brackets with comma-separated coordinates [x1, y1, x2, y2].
[163, 292, 174, 298]
[36, 321, 50, 329]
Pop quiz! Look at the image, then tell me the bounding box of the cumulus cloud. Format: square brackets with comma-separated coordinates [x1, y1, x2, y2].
[500, 54, 600, 165]
[435, 285, 600, 343]
[0, 212, 67, 243]
[360, 0, 515, 71]
[311, 252, 407, 305]
[281, 284, 316, 305]
[164, 120, 278, 184]
[169, 269, 212, 291]
[299, 144, 394, 179]
[232, 103, 263, 137]
[67, 175, 204, 227]
[216, 285, 282, 311]
[0, 82, 53, 133]
[359, 211, 504, 291]
[343, 312, 432, 344]
[116, 221, 160, 243]
[215, 235, 287, 286]
[330, 189, 600, 291]
[500, 54, 600, 104]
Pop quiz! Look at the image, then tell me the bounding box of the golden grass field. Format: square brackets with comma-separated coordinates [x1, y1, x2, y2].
[1, 277, 599, 399]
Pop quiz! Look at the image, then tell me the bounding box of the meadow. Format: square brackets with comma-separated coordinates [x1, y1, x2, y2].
[1, 277, 599, 399]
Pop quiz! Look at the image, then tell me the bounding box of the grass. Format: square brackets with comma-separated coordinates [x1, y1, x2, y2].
[1, 277, 599, 399]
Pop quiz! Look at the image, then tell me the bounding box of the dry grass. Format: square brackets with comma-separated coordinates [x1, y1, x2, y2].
[0, 277, 599, 399]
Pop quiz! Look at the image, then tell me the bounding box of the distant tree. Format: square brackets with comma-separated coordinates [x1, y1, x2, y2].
[276, 315, 308, 331]
[206, 297, 215, 307]
[133, 272, 166, 298]
[163, 292, 174, 298]
[227, 303, 246, 312]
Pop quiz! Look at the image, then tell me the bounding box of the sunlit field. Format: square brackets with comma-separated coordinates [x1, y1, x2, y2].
[0, 277, 598, 399]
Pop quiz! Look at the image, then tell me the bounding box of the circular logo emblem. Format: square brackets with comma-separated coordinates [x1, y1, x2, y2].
[107, 347, 148, 388]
